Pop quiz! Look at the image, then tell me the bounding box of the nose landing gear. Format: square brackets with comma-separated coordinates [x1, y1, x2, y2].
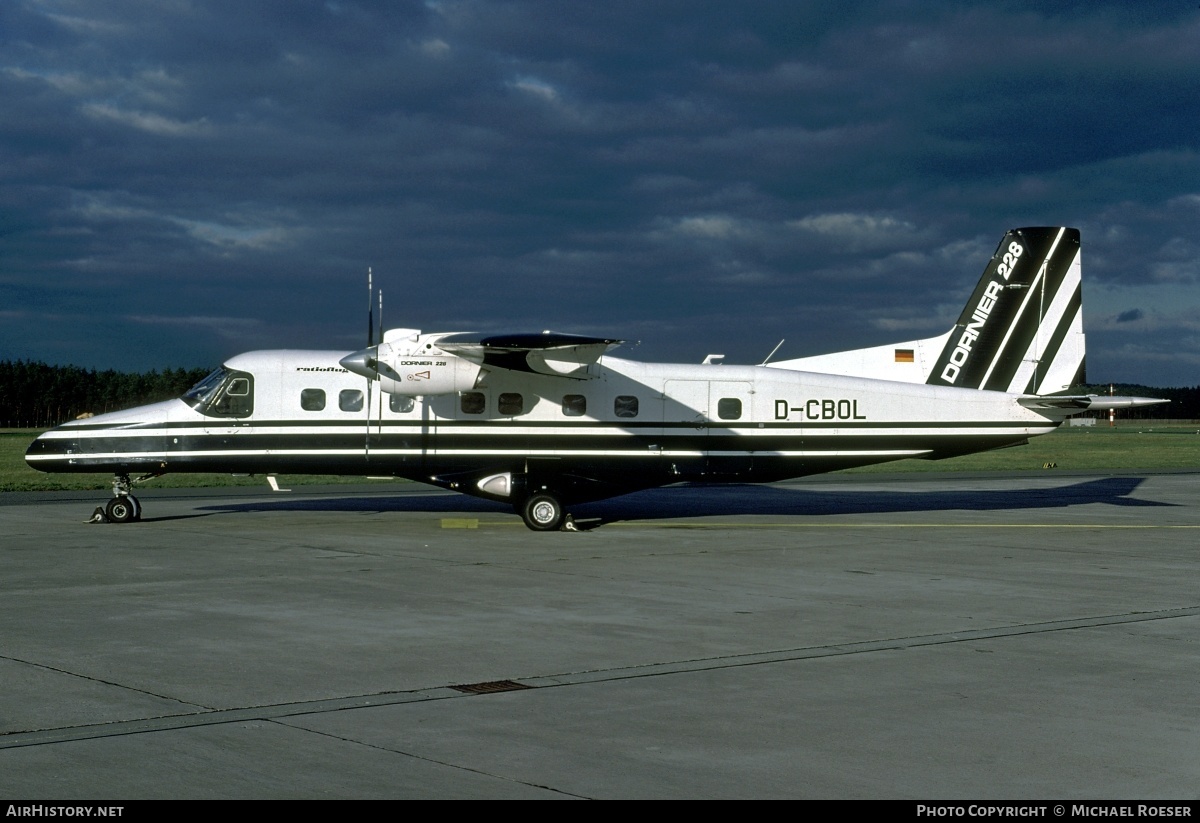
[85, 473, 147, 524]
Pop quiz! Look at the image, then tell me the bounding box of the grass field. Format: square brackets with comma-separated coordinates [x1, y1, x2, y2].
[841, 422, 1200, 474]
[4, 423, 1198, 493]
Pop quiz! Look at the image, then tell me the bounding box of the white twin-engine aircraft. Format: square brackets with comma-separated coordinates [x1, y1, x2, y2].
[27, 227, 1165, 530]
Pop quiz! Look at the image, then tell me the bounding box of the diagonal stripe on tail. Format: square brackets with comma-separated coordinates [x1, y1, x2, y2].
[928, 227, 1084, 393]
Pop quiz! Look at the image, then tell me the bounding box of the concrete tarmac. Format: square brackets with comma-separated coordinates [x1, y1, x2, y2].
[1, 472, 1197, 799]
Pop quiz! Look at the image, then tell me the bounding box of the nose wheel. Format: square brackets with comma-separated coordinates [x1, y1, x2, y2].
[105, 495, 141, 523]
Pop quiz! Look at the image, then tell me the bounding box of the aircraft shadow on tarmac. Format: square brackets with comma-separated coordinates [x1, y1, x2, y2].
[193, 476, 1171, 528]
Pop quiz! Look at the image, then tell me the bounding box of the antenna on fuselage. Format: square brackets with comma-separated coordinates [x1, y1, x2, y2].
[759, 339, 785, 366]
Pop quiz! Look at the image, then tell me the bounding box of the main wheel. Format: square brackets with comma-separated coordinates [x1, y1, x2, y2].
[106, 496, 138, 524]
[521, 492, 564, 531]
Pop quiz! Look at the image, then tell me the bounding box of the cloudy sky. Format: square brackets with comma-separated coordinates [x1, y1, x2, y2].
[2, 0, 1198, 386]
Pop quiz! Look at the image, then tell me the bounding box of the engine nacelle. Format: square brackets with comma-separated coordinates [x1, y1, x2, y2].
[374, 352, 482, 396]
[369, 330, 484, 396]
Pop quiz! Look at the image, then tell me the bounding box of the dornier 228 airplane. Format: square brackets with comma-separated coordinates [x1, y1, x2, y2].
[26, 226, 1166, 530]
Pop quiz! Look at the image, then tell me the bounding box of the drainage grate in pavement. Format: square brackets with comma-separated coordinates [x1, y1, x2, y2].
[449, 679, 533, 694]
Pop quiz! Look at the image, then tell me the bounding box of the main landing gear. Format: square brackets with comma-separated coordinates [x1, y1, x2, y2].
[86, 474, 144, 524]
[518, 491, 577, 532]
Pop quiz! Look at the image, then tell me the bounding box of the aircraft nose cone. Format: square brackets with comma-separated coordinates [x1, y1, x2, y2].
[339, 348, 378, 378]
[25, 435, 46, 468]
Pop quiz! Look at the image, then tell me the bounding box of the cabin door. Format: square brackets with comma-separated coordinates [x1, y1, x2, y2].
[661, 380, 753, 479]
[705, 381, 754, 478]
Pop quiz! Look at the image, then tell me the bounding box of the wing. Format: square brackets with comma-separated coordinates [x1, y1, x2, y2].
[436, 331, 624, 379]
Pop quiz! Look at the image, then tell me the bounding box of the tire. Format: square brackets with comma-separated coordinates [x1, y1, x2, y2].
[106, 496, 138, 524]
[522, 492, 563, 531]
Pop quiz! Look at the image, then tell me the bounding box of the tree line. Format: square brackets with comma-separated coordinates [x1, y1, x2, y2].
[1, 360, 1197, 428]
[0, 360, 212, 428]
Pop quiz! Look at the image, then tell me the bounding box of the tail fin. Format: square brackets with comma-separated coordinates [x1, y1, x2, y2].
[927, 227, 1084, 394]
[766, 226, 1087, 394]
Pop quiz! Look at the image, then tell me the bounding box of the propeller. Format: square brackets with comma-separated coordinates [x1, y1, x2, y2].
[361, 268, 382, 461]
[374, 288, 384, 434]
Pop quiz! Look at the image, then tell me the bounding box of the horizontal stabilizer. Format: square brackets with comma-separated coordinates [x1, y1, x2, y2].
[1017, 395, 1169, 412]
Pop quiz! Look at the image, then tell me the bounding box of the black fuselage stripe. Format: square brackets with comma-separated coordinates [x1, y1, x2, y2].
[46, 417, 1042, 435]
[29, 428, 1050, 459]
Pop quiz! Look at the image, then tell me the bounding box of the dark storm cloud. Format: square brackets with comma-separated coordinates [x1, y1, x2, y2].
[2, 0, 1198, 385]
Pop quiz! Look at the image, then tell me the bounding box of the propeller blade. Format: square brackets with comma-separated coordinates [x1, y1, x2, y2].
[376, 290, 384, 434]
[365, 369, 373, 459]
[364, 267, 375, 459]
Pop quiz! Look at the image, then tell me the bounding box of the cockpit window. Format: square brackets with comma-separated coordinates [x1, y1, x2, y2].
[182, 367, 255, 418]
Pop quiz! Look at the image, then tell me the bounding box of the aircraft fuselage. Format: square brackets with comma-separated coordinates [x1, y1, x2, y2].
[26, 348, 1058, 505]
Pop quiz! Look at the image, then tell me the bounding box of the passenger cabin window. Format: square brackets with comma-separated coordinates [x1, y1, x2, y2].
[562, 394, 586, 417]
[498, 393, 523, 416]
[301, 389, 326, 411]
[339, 389, 363, 412]
[390, 395, 415, 413]
[614, 395, 639, 418]
[182, 368, 255, 418]
[717, 398, 742, 420]
[461, 392, 486, 415]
